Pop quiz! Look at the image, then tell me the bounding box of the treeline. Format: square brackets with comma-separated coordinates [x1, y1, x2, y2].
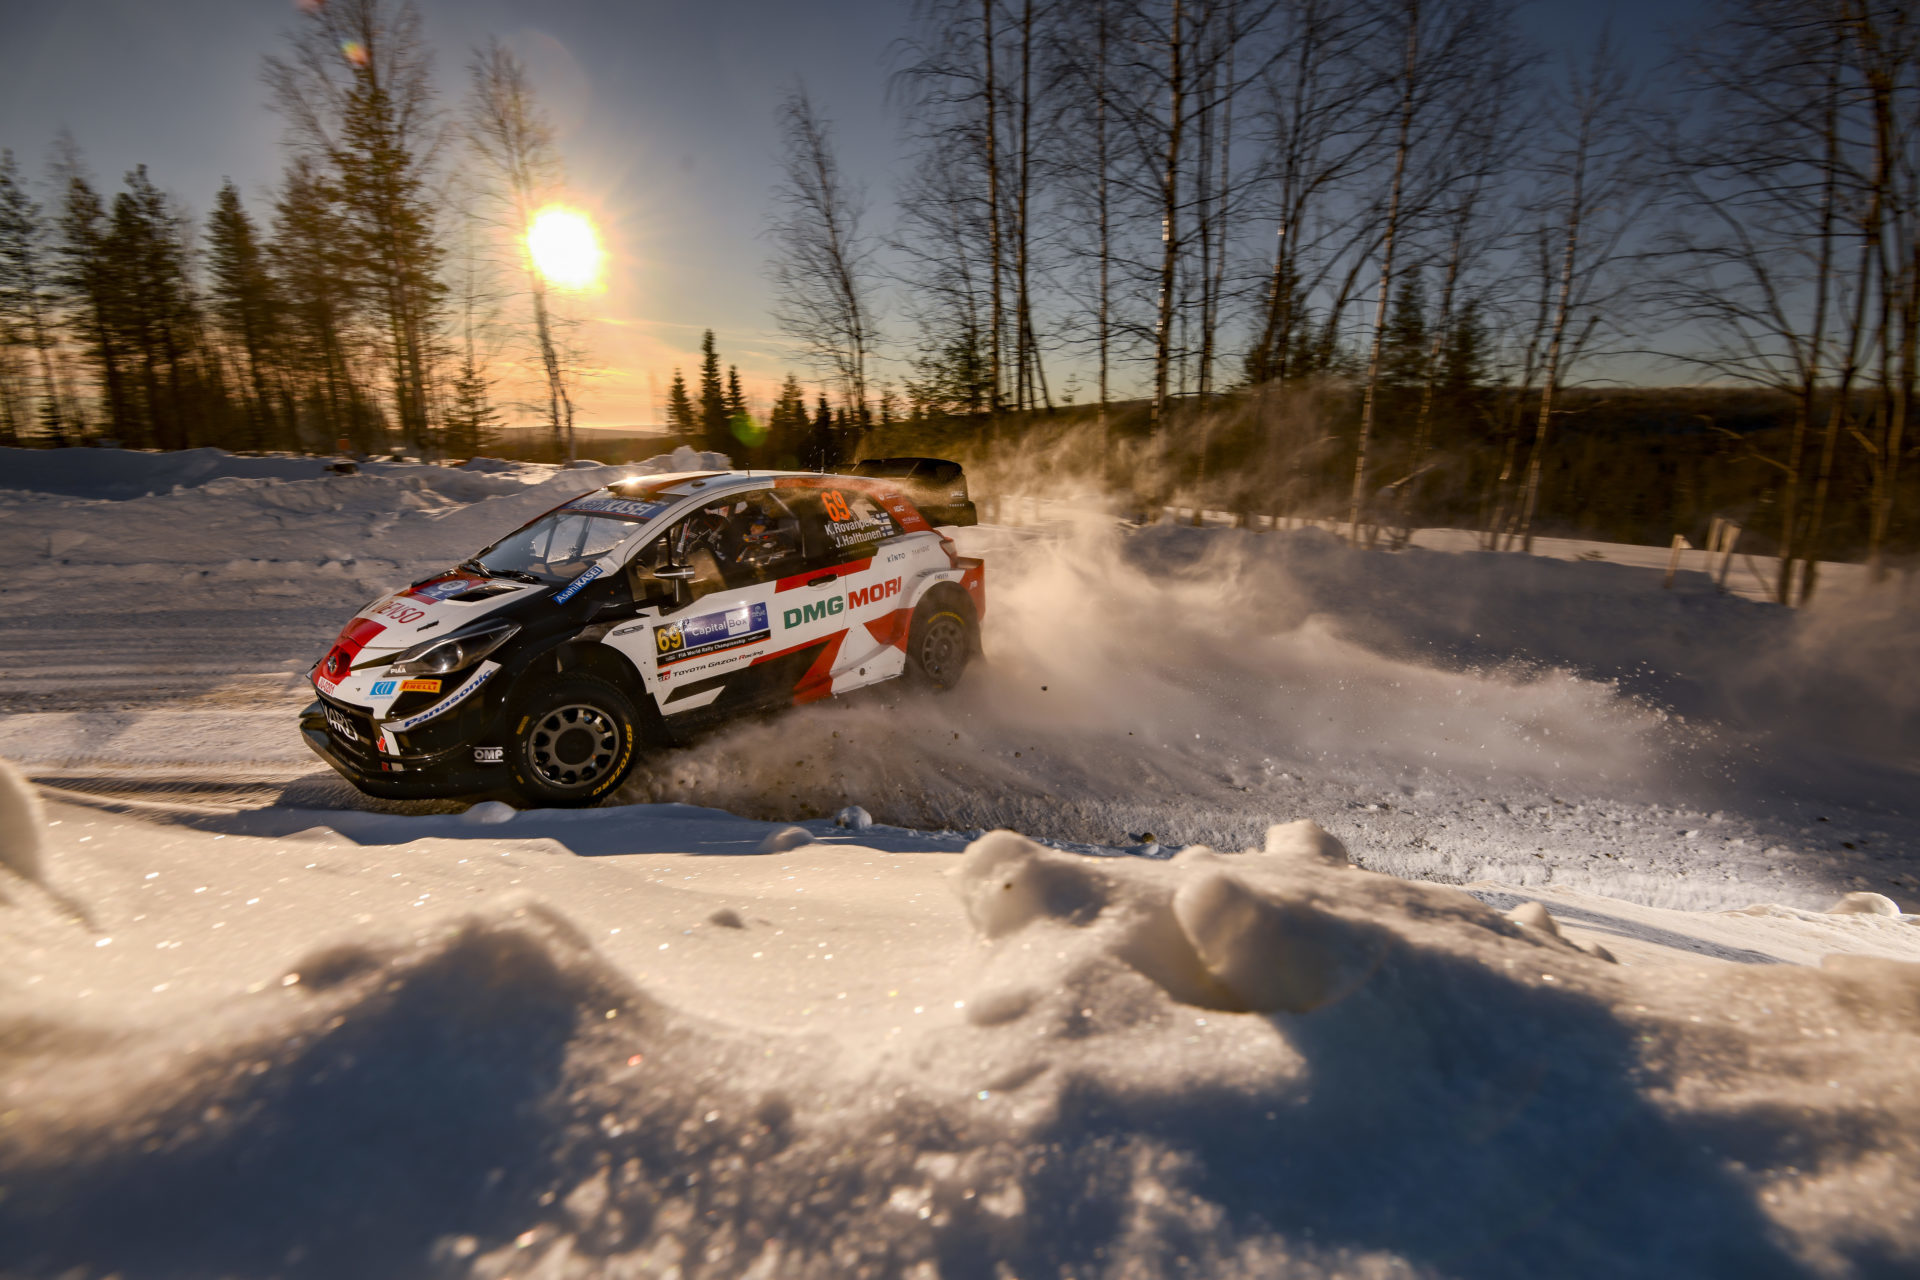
[0, 0, 609, 463]
[658, 328, 911, 471]
[763, 0, 1917, 596]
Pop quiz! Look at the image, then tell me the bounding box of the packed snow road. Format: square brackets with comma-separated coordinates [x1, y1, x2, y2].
[0, 446, 1914, 913]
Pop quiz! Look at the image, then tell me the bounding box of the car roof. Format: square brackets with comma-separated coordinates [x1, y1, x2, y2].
[608, 469, 882, 501]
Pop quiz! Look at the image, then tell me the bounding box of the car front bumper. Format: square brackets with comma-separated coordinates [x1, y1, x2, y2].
[300, 699, 509, 800]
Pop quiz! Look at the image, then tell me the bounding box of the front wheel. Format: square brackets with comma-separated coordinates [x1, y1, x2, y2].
[505, 674, 640, 807]
[906, 595, 975, 691]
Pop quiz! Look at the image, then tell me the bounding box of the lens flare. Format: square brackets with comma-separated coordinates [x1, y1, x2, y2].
[340, 40, 368, 68]
[526, 206, 605, 291]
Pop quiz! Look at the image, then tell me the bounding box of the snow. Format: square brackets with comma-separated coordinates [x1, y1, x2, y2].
[0, 755, 45, 883]
[1, 447, 1918, 1275]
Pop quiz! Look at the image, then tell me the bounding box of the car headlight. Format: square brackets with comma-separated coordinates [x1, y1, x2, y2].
[387, 620, 519, 677]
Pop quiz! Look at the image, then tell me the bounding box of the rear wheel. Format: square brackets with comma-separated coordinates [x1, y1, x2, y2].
[506, 674, 640, 807]
[906, 595, 974, 691]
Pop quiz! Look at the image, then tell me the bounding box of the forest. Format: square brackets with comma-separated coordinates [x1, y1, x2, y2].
[0, 0, 1915, 604]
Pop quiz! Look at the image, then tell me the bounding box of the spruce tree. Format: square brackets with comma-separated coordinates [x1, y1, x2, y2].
[108, 167, 200, 450]
[51, 172, 134, 442]
[805, 393, 837, 471]
[665, 367, 696, 439]
[0, 151, 67, 442]
[271, 158, 371, 450]
[764, 373, 808, 468]
[443, 349, 500, 458]
[1381, 276, 1429, 391]
[725, 364, 747, 419]
[206, 180, 284, 450]
[698, 329, 730, 456]
[266, 0, 445, 453]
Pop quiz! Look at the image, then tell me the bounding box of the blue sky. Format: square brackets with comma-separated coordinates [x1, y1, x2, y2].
[1, 0, 1705, 426]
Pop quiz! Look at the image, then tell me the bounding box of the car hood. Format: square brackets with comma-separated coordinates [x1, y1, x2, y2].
[313, 571, 542, 702]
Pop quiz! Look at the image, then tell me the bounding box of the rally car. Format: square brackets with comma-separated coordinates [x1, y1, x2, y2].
[300, 470, 986, 806]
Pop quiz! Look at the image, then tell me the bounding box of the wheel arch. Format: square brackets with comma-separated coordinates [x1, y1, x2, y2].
[912, 579, 983, 655]
[503, 635, 669, 745]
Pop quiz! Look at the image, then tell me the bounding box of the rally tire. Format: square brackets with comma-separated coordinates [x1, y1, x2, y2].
[905, 594, 974, 691]
[505, 674, 640, 808]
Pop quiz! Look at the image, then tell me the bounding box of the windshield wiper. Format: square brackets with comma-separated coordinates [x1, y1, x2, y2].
[459, 558, 545, 585]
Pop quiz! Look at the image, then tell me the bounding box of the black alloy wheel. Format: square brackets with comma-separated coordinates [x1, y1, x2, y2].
[906, 598, 973, 691]
[508, 674, 640, 806]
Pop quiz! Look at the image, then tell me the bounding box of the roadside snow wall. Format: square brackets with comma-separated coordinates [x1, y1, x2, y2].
[3, 819, 1918, 1279]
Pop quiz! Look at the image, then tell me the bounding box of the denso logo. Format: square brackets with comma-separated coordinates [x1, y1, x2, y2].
[371, 597, 426, 625]
[782, 577, 901, 629]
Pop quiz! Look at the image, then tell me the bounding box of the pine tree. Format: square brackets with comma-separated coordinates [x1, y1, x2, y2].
[270, 158, 370, 450]
[805, 393, 838, 471]
[1381, 275, 1429, 391]
[666, 367, 696, 439]
[51, 171, 134, 442]
[443, 349, 500, 458]
[1437, 299, 1491, 443]
[206, 180, 285, 450]
[266, 0, 445, 453]
[725, 364, 747, 418]
[698, 329, 730, 456]
[108, 167, 200, 450]
[763, 373, 808, 468]
[0, 151, 68, 442]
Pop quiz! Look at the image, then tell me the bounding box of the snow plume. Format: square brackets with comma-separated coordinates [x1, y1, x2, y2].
[622, 519, 1667, 851]
[7, 817, 1919, 1278]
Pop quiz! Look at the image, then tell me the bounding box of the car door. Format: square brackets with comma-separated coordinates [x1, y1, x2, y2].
[769, 482, 924, 698]
[614, 491, 803, 723]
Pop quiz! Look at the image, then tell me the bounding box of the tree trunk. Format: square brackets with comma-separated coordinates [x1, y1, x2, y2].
[1346, 4, 1418, 545]
[1150, 0, 1185, 433]
[983, 0, 1004, 418]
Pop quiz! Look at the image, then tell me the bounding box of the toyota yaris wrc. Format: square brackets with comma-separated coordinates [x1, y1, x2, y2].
[300, 470, 986, 806]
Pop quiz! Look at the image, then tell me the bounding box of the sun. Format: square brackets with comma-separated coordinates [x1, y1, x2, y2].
[526, 206, 605, 291]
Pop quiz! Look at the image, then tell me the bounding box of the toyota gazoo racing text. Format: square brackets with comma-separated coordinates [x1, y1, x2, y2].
[301, 470, 987, 806]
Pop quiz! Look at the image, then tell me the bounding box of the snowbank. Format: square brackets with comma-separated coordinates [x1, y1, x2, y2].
[3, 792, 1917, 1278]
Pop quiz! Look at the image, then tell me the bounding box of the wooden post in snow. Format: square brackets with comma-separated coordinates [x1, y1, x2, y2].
[1715, 521, 1741, 591]
[1664, 534, 1690, 589]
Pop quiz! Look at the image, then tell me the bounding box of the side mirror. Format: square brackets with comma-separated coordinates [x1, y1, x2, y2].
[589, 599, 644, 623]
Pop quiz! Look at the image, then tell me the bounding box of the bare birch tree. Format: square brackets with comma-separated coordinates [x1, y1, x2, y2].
[768, 87, 877, 418]
[1513, 34, 1640, 551]
[466, 38, 578, 462]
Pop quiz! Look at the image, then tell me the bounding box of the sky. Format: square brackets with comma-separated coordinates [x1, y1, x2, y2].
[1, 0, 1705, 429]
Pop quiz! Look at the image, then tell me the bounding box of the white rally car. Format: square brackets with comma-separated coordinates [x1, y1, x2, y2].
[300, 469, 986, 806]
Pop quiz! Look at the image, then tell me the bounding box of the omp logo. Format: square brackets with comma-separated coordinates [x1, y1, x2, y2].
[782, 577, 901, 628]
[848, 577, 902, 608]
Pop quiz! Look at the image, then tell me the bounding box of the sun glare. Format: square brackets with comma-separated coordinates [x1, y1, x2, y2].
[526, 206, 605, 291]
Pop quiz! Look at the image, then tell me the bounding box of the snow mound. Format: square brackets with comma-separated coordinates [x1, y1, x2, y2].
[0, 446, 332, 499]
[1829, 891, 1902, 917]
[0, 756, 44, 884]
[5, 817, 1920, 1277]
[756, 825, 813, 854]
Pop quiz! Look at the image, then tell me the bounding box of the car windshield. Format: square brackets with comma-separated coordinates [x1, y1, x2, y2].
[475, 511, 637, 584]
